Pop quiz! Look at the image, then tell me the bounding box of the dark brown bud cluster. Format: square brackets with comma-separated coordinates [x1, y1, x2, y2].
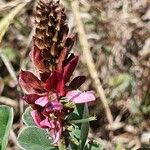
[33, 0, 76, 69]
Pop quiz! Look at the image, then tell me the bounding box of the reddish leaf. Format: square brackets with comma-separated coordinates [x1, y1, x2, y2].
[19, 70, 45, 94]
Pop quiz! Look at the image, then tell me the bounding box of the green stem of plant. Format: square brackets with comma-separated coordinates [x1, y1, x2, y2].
[70, 116, 96, 124]
[58, 137, 67, 150]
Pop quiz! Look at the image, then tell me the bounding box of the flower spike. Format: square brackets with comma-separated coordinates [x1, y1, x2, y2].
[19, 0, 96, 146]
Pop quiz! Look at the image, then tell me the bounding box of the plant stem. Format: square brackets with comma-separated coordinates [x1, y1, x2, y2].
[70, 116, 96, 124]
[58, 138, 67, 150]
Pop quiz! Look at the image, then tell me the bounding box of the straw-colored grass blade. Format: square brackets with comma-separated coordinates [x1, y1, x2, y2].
[0, 3, 26, 43]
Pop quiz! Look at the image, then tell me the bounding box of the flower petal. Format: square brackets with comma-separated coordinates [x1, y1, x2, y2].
[31, 110, 43, 128]
[19, 70, 45, 94]
[63, 55, 79, 83]
[53, 121, 62, 144]
[35, 96, 48, 107]
[68, 76, 86, 90]
[56, 78, 65, 96]
[56, 34, 77, 71]
[50, 120, 62, 144]
[66, 90, 96, 103]
[45, 70, 65, 96]
[45, 70, 59, 91]
[40, 72, 51, 82]
[43, 100, 63, 116]
[29, 45, 49, 72]
[56, 47, 68, 71]
[51, 100, 63, 111]
[23, 94, 40, 104]
[40, 117, 51, 128]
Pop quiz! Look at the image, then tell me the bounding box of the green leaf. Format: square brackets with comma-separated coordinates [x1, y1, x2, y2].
[69, 104, 84, 150]
[0, 105, 14, 150]
[69, 104, 85, 121]
[17, 126, 58, 150]
[70, 124, 80, 141]
[22, 107, 36, 126]
[69, 104, 90, 150]
[79, 104, 89, 149]
[85, 140, 103, 150]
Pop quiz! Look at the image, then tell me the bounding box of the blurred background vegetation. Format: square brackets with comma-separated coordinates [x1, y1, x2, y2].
[0, 0, 149, 149]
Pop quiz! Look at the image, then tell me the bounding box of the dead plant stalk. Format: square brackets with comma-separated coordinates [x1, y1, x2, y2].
[71, 0, 113, 125]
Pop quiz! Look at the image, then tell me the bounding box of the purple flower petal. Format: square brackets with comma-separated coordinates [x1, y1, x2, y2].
[53, 121, 62, 144]
[43, 100, 63, 115]
[50, 120, 62, 144]
[40, 117, 51, 128]
[35, 96, 48, 107]
[66, 90, 96, 103]
[49, 120, 55, 128]
[51, 100, 63, 111]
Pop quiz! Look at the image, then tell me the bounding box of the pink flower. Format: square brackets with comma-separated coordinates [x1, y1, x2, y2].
[19, 54, 96, 144]
[66, 90, 95, 104]
[31, 100, 63, 144]
[19, 55, 85, 104]
[35, 96, 49, 107]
